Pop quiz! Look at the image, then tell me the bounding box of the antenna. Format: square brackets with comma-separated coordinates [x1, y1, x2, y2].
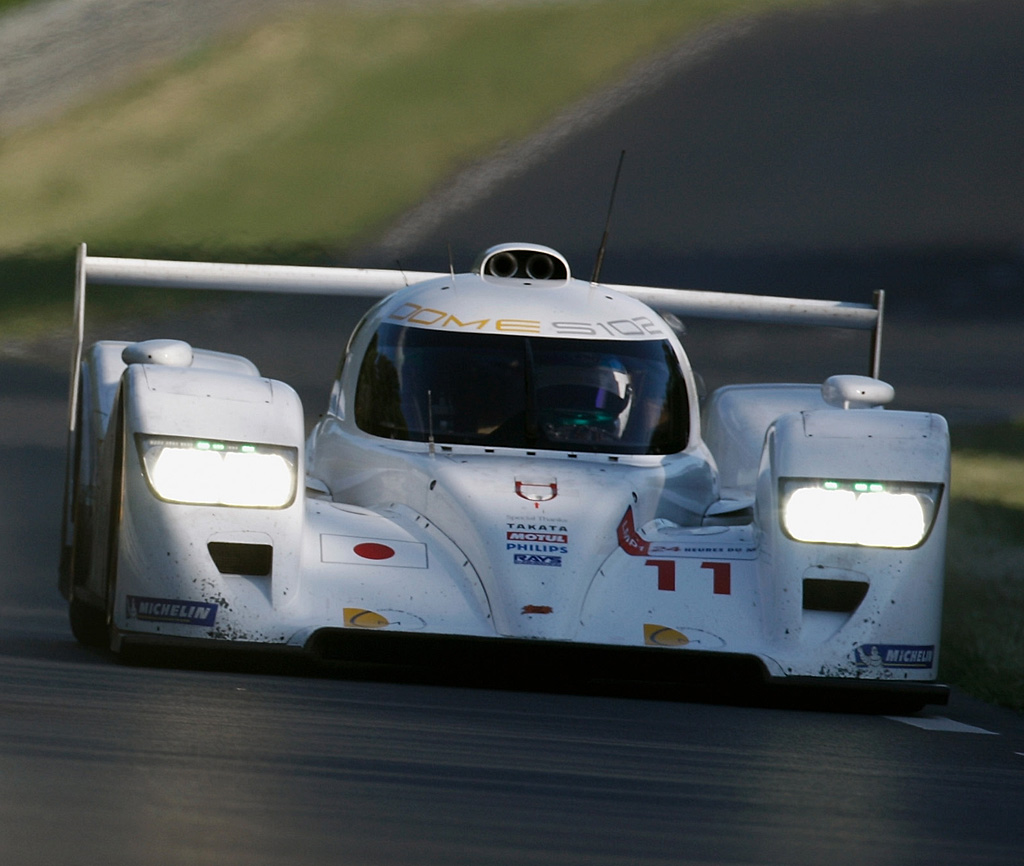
[427, 388, 436, 456]
[869, 289, 885, 379]
[590, 149, 626, 285]
[447, 242, 456, 282]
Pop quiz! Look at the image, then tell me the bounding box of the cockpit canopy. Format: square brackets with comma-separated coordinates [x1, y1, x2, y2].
[354, 323, 689, 454]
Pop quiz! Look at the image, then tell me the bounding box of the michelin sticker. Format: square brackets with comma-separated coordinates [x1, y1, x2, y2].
[127, 596, 218, 627]
[855, 644, 935, 670]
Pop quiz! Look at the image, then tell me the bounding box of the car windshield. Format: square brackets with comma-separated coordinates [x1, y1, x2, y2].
[354, 324, 688, 454]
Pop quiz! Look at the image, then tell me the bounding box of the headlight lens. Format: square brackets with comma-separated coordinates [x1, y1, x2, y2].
[780, 479, 942, 548]
[137, 436, 298, 508]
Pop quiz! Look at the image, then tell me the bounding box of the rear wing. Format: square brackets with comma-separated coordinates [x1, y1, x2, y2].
[68, 242, 884, 434]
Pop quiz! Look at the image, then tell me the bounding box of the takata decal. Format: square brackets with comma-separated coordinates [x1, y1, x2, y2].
[855, 644, 936, 670]
[514, 554, 562, 567]
[127, 596, 218, 627]
[321, 534, 428, 568]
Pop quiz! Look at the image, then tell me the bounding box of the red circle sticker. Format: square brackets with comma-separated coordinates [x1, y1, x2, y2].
[354, 542, 396, 560]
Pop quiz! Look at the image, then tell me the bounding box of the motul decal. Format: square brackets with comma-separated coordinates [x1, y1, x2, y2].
[506, 531, 568, 544]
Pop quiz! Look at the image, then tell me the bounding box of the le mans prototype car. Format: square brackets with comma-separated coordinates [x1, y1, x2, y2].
[60, 242, 950, 707]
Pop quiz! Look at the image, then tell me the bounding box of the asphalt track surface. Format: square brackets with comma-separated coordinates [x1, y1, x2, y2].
[4, 2, 1024, 864]
[3, 346, 1024, 866]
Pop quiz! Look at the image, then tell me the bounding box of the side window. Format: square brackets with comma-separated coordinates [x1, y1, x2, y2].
[354, 332, 408, 439]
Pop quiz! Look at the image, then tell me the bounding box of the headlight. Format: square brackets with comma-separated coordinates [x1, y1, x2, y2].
[780, 478, 942, 548]
[137, 435, 297, 508]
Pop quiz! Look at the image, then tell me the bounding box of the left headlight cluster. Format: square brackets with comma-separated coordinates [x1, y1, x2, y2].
[136, 435, 298, 508]
[780, 478, 942, 549]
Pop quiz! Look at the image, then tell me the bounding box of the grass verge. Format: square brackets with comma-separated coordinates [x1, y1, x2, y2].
[0, 0, 765, 254]
[0, 0, 827, 340]
[943, 421, 1024, 711]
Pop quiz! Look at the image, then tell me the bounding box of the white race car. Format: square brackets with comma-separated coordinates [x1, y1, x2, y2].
[60, 242, 949, 708]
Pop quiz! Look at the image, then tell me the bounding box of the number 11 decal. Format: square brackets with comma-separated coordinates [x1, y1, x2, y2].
[644, 560, 731, 595]
[700, 561, 731, 595]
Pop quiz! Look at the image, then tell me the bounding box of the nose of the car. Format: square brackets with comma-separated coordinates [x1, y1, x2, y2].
[420, 454, 649, 640]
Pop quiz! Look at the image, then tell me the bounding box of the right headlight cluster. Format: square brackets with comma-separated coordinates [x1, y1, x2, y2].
[780, 479, 943, 549]
[136, 435, 298, 509]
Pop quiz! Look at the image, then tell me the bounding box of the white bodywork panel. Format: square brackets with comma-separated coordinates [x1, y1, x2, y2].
[61, 243, 948, 705]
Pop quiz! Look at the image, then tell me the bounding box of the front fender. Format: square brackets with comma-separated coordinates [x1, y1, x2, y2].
[754, 408, 949, 675]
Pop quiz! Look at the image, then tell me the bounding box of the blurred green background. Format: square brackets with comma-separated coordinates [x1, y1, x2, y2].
[0, 0, 825, 338]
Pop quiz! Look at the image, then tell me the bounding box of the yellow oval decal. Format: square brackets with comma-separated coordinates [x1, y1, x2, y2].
[644, 623, 690, 647]
[344, 608, 390, 629]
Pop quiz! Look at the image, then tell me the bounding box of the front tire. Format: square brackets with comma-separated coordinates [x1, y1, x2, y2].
[68, 394, 125, 653]
[68, 597, 107, 648]
[102, 398, 127, 645]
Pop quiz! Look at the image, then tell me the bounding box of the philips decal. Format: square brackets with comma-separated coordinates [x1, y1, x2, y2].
[506, 543, 569, 554]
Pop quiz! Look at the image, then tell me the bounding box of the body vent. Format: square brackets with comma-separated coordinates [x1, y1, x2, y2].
[803, 578, 868, 613]
[473, 244, 570, 281]
[208, 542, 272, 576]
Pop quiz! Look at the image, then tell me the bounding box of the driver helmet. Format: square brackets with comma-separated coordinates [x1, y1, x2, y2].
[591, 356, 633, 437]
[539, 354, 634, 440]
